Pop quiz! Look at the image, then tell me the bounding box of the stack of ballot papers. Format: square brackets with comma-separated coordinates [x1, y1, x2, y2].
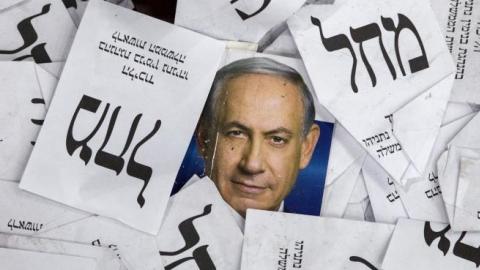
[1, 0, 480, 269]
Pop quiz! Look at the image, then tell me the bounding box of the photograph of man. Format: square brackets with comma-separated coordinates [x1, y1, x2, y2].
[196, 57, 320, 217]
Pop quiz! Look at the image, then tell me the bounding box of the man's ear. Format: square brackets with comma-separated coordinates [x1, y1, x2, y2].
[299, 123, 320, 169]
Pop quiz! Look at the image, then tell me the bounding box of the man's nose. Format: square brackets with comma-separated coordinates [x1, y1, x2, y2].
[239, 137, 266, 174]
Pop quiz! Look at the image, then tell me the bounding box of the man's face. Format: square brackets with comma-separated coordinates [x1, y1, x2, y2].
[200, 73, 319, 216]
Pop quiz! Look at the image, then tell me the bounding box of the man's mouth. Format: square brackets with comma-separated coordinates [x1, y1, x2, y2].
[231, 180, 267, 195]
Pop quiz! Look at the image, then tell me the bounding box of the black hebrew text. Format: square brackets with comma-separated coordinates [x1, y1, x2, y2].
[311, 13, 429, 93]
[66, 94, 161, 207]
[230, 0, 271, 21]
[159, 204, 216, 270]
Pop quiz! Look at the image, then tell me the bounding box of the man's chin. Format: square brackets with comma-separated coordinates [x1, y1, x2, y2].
[229, 197, 278, 217]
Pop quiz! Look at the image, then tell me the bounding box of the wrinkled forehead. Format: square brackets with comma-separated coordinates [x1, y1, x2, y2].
[216, 73, 306, 131]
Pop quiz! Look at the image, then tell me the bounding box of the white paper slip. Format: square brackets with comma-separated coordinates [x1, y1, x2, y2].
[431, 0, 480, 105]
[34, 63, 59, 108]
[0, 233, 124, 270]
[0, 62, 47, 181]
[342, 172, 375, 222]
[241, 210, 394, 270]
[288, 0, 454, 182]
[39, 215, 164, 270]
[362, 156, 409, 224]
[0, 179, 89, 235]
[453, 157, 480, 231]
[175, 0, 306, 43]
[0, 246, 97, 270]
[442, 102, 477, 125]
[157, 176, 243, 270]
[321, 123, 367, 217]
[382, 219, 480, 270]
[392, 73, 454, 180]
[19, 0, 226, 234]
[38, 61, 66, 79]
[394, 114, 475, 224]
[439, 146, 480, 230]
[0, 0, 76, 63]
[437, 111, 480, 228]
[321, 152, 366, 218]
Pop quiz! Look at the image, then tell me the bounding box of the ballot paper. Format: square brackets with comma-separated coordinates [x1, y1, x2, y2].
[431, 0, 480, 105]
[382, 218, 480, 270]
[455, 157, 480, 231]
[175, 0, 306, 43]
[39, 215, 164, 270]
[437, 111, 480, 231]
[288, 0, 455, 182]
[362, 156, 409, 224]
[38, 61, 66, 79]
[0, 62, 56, 182]
[321, 147, 366, 218]
[320, 122, 367, 218]
[241, 210, 394, 270]
[0, 180, 164, 270]
[0, 233, 124, 270]
[20, 0, 225, 234]
[0, 0, 76, 63]
[442, 101, 478, 125]
[0, 247, 97, 270]
[63, 0, 135, 26]
[342, 173, 375, 222]
[157, 176, 243, 270]
[394, 114, 475, 224]
[0, 180, 89, 234]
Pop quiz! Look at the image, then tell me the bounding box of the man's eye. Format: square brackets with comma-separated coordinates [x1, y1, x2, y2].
[226, 130, 244, 137]
[270, 136, 287, 145]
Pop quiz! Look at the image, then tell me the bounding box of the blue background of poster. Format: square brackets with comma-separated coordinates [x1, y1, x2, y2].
[172, 120, 334, 216]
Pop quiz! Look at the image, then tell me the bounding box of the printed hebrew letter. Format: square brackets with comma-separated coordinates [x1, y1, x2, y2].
[159, 204, 213, 256]
[395, 143, 402, 151]
[94, 108, 141, 175]
[62, 0, 77, 9]
[349, 256, 379, 270]
[425, 190, 433, 198]
[311, 16, 359, 93]
[230, 0, 271, 21]
[424, 222, 451, 256]
[30, 98, 45, 128]
[66, 95, 109, 165]
[381, 14, 429, 76]
[349, 23, 397, 87]
[453, 231, 480, 267]
[0, 4, 51, 56]
[387, 177, 394, 185]
[13, 43, 52, 63]
[163, 245, 216, 270]
[126, 119, 162, 207]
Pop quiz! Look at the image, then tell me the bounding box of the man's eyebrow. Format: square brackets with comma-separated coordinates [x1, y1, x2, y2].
[264, 127, 294, 137]
[222, 121, 251, 131]
[222, 122, 295, 136]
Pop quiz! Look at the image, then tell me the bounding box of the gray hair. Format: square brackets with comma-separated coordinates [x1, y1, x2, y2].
[200, 57, 316, 137]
